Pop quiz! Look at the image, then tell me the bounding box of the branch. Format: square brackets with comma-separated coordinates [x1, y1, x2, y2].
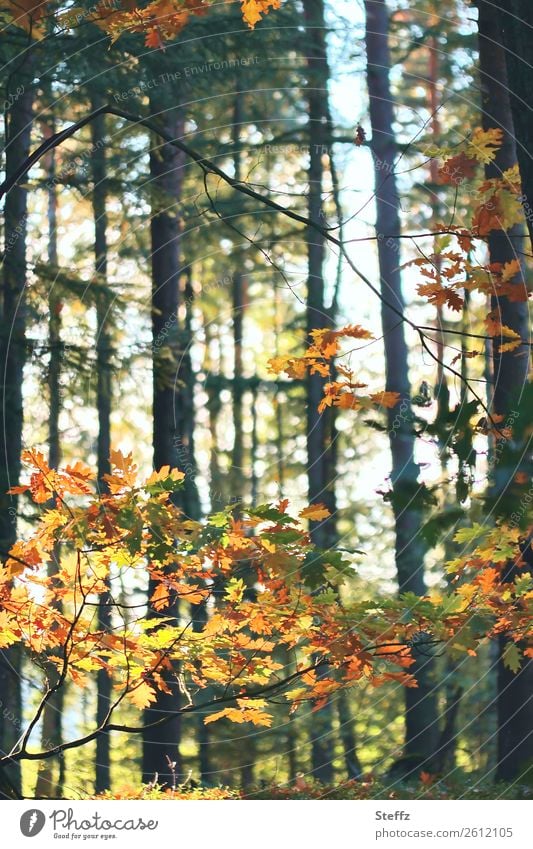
[0, 104, 510, 426]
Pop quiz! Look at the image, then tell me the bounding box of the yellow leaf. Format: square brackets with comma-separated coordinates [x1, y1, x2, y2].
[299, 504, 331, 522]
[145, 466, 185, 486]
[225, 578, 246, 604]
[241, 0, 281, 30]
[128, 680, 157, 710]
[467, 127, 503, 164]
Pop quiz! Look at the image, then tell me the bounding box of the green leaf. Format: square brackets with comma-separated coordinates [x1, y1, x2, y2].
[454, 523, 489, 545]
[248, 504, 295, 526]
[514, 575, 533, 597]
[503, 642, 522, 674]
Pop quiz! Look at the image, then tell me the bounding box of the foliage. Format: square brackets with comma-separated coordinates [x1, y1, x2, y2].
[93, 776, 532, 800]
[0, 447, 531, 768]
[0, 0, 281, 44]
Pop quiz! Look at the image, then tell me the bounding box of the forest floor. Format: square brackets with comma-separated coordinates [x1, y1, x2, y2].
[93, 778, 533, 801]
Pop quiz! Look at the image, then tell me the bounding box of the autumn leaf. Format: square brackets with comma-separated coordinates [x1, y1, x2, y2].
[502, 642, 522, 674]
[0, 0, 48, 36]
[369, 391, 401, 409]
[128, 680, 157, 710]
[151, 582, 171, 612]
[0, 611, 19, 648]
[467, 127, 503, 164]
[299, 504, 331, 522]
[225, 578, 246, 604]
[417, 281, 464, 312]
[145, 465, 185, 494]
[438, 151, 478, 185]
[204, 698, 273, 726]
[241, 0, 281, 29]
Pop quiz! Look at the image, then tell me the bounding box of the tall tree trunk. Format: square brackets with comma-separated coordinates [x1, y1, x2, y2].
[142, 101, 186, 785]
[231, 91, 246, 506]
[364, 0, 439, 764]
[34, 138, 64, 799]
[493, 1, 533, 252]
[303, 0, 337, 784]
[337, 690, 362, 780]
[477, 0, 533, 782]
[0, 66, 34, 800]
[91, 103, 113, 794]
[180, 268, 200, 520]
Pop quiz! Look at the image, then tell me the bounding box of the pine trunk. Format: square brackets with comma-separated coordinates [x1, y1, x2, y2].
[477, 0, 533, 782]
[34, 140, 64, 800]
[0, 69, 34, 800]
[142, 102, 186, 785]
[493, 0, 533, 252]
[364, 0, 439, 764]
[91, 104, 113, 794]
[303, 0, 337, 783]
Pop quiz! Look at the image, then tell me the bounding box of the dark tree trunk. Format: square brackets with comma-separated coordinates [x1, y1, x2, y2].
[337, 690, 362, 780]
[477, 0, 533, 782]
[231, 91, 246, 506]
[91, 103, 113, 794]
[0, 68, 34, 800]
[142, 101, 186, 785]
[493, 1, 533, 252]
[303, 0, 337, 784]
[364, 0, 439, 764]
[34, 138, 64, 800]
[180, 269, 200, 520]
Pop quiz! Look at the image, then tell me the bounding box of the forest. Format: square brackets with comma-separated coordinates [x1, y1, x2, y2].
[0, 0, 531, 803]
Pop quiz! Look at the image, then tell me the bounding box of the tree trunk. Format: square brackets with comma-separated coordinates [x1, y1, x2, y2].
[493, 1, 533, 252]
[477, 0, 533, 782]
[364, 0, 439, 764]
[34, 137, 64, 800]
[0, 66, 34, 800]
[180, 268, 200, 520]
[303, 0, 337, 784]
[337, 690, 362, 780]
[91, 103, 113, 795]
[142, 101, 186, 785]
[231, 91, 246, 506]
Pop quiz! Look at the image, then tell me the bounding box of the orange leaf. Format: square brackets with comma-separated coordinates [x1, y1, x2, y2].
[299, 504, 331, 522]
[128, 680, 157, 710]
[151, 583, 171, 612]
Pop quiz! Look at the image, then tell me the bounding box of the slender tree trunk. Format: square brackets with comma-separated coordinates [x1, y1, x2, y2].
[477, 0, 533, 782]
[91, 103, 113, 794]
[34, 139, 64, 799]
[337, 690, 362, 780]
[364, 0, 439, 764]
[231, 91, 246, 506]
[303, 0, 337, 783]
[142, 101, 186, 785]
[493, 1, 533, 252]
[0, 65, 34, 800]
[180, 269, 200, 520]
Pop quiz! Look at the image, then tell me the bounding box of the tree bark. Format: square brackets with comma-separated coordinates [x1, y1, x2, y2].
[364, 0, 439, 764]
[34, 133, 64, 800]
[142, 99, 186, 785]
[91, 103, 113, 794]
[0, 63, 34, 800]
[477, 0, 533, 783]
[493, 1, 533, 252]
[303, 0, 337, 784]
